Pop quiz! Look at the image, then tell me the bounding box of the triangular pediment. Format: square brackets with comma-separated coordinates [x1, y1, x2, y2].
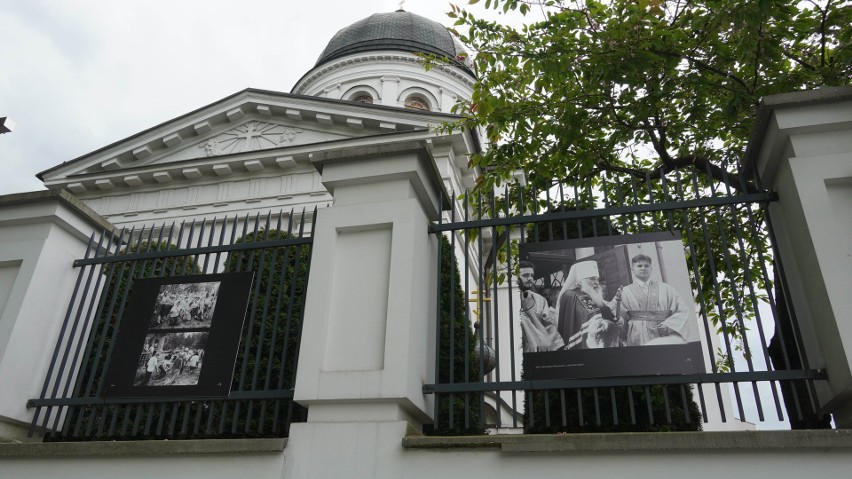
[38, 88, 466, 194]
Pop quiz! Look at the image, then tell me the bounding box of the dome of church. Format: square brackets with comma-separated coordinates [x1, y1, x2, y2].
[291, 9, 475, 112]
[315, 10, 473, 77]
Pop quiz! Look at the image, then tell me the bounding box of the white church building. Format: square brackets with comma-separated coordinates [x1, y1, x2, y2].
[2, 8, 852, 479]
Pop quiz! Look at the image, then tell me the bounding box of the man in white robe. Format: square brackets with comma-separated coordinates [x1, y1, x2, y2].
[618, 254, 698, 346]
[518, 261, 565, 352]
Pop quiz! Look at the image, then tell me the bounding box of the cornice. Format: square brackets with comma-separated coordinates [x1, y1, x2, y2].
[38, 89, 464, 185]
[293, 53, 475, 96]
[46, 129, 454, 195]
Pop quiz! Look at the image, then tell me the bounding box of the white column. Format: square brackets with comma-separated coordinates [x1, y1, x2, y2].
[287, 141, 444, 477]
[749, 86, 852, 425]
[0, 190, 110, 441]
[380, 76, 400, 107]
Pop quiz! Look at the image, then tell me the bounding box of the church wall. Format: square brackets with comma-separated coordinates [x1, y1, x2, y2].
[293, 53, 474, 113]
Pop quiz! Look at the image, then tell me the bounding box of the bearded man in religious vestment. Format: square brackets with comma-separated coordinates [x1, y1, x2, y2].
[618, 254, 698, 346]
[555, 260, 622, 349]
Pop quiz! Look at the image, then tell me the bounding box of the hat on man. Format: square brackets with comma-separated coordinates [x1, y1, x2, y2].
[565, 260, 599, 288]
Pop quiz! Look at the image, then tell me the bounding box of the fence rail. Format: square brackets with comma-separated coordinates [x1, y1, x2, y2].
[427, 167, 826, 434]
[29, 209, 316, 441]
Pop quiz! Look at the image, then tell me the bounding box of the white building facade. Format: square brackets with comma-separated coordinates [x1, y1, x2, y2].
[1, 9, 852, 479]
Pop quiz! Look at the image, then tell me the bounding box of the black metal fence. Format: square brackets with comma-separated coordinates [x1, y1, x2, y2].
[28, 209, 315, 441]
[426, 166, 827, 433]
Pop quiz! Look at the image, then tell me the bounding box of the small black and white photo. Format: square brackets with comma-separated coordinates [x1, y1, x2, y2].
[103, 272, 254, 398]
[134, 332, 208, 387]
[519, 232, 706, 379]
[149, 281, 220, 329]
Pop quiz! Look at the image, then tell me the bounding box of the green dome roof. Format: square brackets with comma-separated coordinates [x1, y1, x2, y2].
[315, 10, 473, 77]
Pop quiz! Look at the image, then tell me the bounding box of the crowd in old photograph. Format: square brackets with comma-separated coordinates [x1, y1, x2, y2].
[150, 282, 219, 329]
[135, 338, 206, 386]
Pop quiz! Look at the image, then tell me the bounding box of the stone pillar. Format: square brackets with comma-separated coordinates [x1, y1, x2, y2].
[287, 141, 444, 477]
[380, 76, 400, 108]
[0, 190, 112, 441]
[748, 86, 852, 425]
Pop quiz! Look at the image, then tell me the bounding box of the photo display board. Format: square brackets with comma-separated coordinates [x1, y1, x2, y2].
[102, 272, 255, 398]
[518, 232, 706, 380]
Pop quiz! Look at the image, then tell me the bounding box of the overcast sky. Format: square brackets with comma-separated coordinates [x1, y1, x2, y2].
[0, 0, 531, 195]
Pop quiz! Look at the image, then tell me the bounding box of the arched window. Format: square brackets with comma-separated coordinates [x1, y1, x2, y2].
[351, 94, 373, 104]
[404, 95, 430, 111]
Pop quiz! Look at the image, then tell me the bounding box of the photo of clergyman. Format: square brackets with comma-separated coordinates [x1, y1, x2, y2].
[519, 232, 705, 379]
[149, 281, 220, 329]
[134, 332, 208, 387]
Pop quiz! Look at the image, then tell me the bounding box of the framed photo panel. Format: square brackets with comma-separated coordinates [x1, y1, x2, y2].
[518, 232, 706, 380]
[102, 272, 255, 398]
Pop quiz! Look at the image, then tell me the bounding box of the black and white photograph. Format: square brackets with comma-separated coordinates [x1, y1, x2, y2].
[518, 232, 706, 380]
[134, 332, 208, 386]
[149, 281, 220, 329]
[101, 272, 255, 398]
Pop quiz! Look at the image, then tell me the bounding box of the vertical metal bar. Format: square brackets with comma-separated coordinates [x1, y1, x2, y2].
[680, 385, 692, 424]
[576, 390, 584, 426]
[645, 171, 660, 231]
[610, 388, 619, 426]
[592, 388, 601, 426]
[245, 213, 279, 431]
[201, 217, 218, 274]
[558, 182, 568, 239]
[690, 172, 745, 421]
[36, 230, 110, 436]
[644, 385, 655, 425]
[168, 402, 180, 436]
[761, 206, 809, 421]
[80, 226, 153, 436]
[272, 207, 314, 431]
[70, 226, 123, 399]
[259, 211, 292, 433]
[674, 170, 724, 422]
[119, 403, 133, 437]
[433, 190, 445, 429]
[155, 403, 167, 436]
[181, 402, 193, 436]
[628, 387, 637, 425]
[742, 202, 788, 420]
[230, 213, 263, 432]
[491, 190, 501, 396]
[628, 175, 643, 232]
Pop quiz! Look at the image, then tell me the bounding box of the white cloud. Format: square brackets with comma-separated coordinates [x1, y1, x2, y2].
[0, 0, 530, 194]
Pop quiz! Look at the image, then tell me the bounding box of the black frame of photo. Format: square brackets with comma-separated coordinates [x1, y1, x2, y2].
[519, 231, 706, 380]
[102, 272, 255, 398]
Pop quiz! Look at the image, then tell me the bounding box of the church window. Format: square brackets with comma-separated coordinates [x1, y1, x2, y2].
[404, 95, 430, 111]
[351, 94, 373, 104]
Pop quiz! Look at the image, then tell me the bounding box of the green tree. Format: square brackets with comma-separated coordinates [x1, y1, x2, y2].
[447, 0, 849, 192]
[431, 234, 486, 435]
[223, 229, 310, 436]
[441, 0, 849, 428]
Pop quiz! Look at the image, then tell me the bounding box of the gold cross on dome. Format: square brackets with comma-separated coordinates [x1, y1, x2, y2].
[398, 0, 405, 10]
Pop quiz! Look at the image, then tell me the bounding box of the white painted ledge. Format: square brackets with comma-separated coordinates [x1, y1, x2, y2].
[0, 438, 286, 457]
[403, 429, 852, 452]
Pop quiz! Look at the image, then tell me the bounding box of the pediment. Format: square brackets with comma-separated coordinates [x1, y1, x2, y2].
[38, 88, 463, 194]
[132, 118, 351, 167]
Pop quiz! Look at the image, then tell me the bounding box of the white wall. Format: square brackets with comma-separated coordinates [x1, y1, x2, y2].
[0, 192, 109, 438]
